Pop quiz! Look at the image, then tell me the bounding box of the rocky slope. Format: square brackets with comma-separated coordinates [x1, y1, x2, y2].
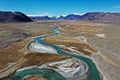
[0, 11, 32, 22]
[80, 12, 120, 24]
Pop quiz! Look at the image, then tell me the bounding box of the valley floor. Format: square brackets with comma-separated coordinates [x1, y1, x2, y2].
[0, 21, 120, 80]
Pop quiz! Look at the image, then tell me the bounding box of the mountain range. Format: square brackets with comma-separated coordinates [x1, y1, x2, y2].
[29, 12, 120, 25]
[0, 11, 119, 25]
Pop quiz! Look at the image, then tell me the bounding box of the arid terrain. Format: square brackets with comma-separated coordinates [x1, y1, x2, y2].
[0, 21, 120, 80]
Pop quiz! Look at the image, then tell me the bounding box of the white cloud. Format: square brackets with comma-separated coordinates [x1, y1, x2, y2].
[60, 13, 85, 17]
[112, 5, 120, 9]
[39, 12, 53, 17]
[73, 13, 85, 15]
[27, 12, 85, 17]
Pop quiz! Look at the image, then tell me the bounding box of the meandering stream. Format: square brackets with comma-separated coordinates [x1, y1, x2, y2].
[7, 24, 101, 80]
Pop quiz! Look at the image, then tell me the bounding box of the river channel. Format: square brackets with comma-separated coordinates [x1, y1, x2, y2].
[7, 24, 101, 80]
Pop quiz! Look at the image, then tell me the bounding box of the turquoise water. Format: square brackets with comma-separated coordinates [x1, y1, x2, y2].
[7, 29, 101, 80]
[8, 68, 67, 80]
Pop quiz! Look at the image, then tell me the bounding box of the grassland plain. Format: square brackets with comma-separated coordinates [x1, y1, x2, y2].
[0, 21, 120, 80]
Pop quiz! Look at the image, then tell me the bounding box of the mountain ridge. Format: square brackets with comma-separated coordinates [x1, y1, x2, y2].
[0, 11, 32, 22]
[29, 12, 120, 25]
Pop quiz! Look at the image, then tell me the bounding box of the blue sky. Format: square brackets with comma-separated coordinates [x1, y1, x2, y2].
[0, 0, 120, 16]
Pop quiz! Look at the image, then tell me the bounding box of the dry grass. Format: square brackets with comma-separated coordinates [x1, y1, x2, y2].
[59, 21, 103, 34]
[0, 22, 56, 48]
[21, 53, 70, 68]
[0, 37, 70, 69]
[0, 38, 70, 78]
[44, 35, 97, 56]
[25, 75, 48, 80]
[0, 39, 28, 69]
